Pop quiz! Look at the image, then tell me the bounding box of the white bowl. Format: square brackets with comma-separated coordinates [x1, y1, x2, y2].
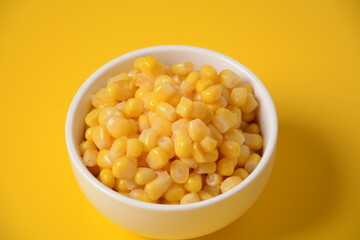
[65, 45, 278, 239]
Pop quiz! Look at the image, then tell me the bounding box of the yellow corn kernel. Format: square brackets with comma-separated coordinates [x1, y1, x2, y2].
[107, 72, 131, 84]
[98, 107, 122, 125]
[138, 128, 158, 152]
[135, 81, 153, 99]
[92, 125, 112, 150]
[198, 191, 213, 201]
[157, 136, 175, 159]
[236, 82, 253, 93]
[238, 144, 251, 167]
[223, 129, 245, 146]
[114, 179, 138, 192]
[230, 87, 247, 107]
[115, 101, 128, 117]
[217, 158, 235, 176]
[156, 102, 176, 121]
[184, 172, 202, 192]
[134, 167, 157, 185]
[146, 147, 170, 170]
[201, 85, 222, 103]
[245, 153, 261, 173]
[128, 119, 139, 134]
[146, 111, 155, 126]
[219, 70, 240, 89]
[108, 136, 127, 161]
[206, 173, 223, 187]
[180, 81, 194, 99]
[154, 75, 176, 86]
[87, 165, 100, 177]
[133, 72, 151, 87]
[193, 91, 202, 101]
[171, 118, 189, 132]
[176, 97, 193, 118]
[180, 158, 198, 169]
[152, 116, 172, 137]
[245, 123, 260, 134]
[105, 116, 131, 139]
[226, 105, 242, 129]
[188, 119, 209, 142]
[126, 138, 142, 158]
[99, 169, 115, 189]
[182, 71, 200, 92]
[129, 188, 155, 203]
[79, 140, 97, 155]
[196, 78, 213, 93]
[106, 80, 134, 102]
[112, 156, 137, 179]
[144, 171, 172, 200]
[242, 111, 255, 123]
[221, 84, 230, 102]
[192, 142, 206, 163]
[200, 64, 217, 81]
[83, 149, 98, 167]
[164, 183, 186, 202]
[171, 62, 194, 76]
[202, 184, 220, 196]
[153, 82, 176, 102]
[220, 176, 242, 193]
[240, 93, 259, 113]
[208, 124, 223, 147]
[146, 93, 160, 111]
[138, 114, 150, 132]
[233, 168, 250, 180]
[125, 98, 143, 117]
[194, 162, 216, 174]
[167, 91, 182, 107]
[244, 133, 263, 150]
[220, 141, 241, 158]
[174, 130, 192, 158]
[199, 136, 217, 153]
[85, 127, 94, 141]
[92, 88, 117, 109]
[133, 57, 143, 70]
[202, 106, 214, 124]
[190, 101, 207, 119]
[85, 108, 100, 127]
[180, 192, 200, 204]
[207, 96, 227, 112]
[170, 160, 189, 184]
[212, 108, 236, 133]
[140, 56, 164, 79]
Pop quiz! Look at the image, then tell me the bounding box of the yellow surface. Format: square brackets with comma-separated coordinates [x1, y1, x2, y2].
[1, 0, 359, 239]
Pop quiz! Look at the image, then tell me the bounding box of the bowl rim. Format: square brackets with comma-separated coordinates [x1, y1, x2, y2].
[65, 45, 278, 212]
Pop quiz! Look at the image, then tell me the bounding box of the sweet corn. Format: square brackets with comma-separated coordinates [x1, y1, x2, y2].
[200, 64, 217, 81]
[198, 191, 213, 201]
[201, 85, 222, 103]
[156, 102, 176, 121]
[194, 162, 216, 174]
[202, 184, 220, 196]
[126, 138, 142, 158]
[174, 130, 192, 158]
[171, 118, 189, 132]
[107, 72, 131, 84]
[240, 93, 259, 113]
[183, 71, 200, 92]
[238, 144, 251, 167]
[242, 111, 256, 122]
[245, 123, 260, 134]
[245, 153, 261, 173]
[144, 171, 172, 200]
[146, 147, 169, 170]
[243, 133, 263, 150]
[138, 128, 157, 152]
[220, 141, 241, 158]
[129, 188, 155, 203]
[192, 142, 207, 163]
[208, 124, 223, 147]
[180, 192, 200, 204]
[188, 119, 209, 142]
[105, 116, 131, 139]
[230, 87, 247, 107]
[233, 168, 249, 180]
[146, 93, 160, 111]
[236, 82, 253, 93]
[193, 91, 202, 101]
[147, 111, 157, 126]
[154, 82, 176, 102]
[79, 140, 97, 155]
[196, 79, 213, 93]
[125, 98, 143, 117]
[85, 127, 94, 141]
[240, 120, 249, 130]
[92, 88, 117, 109]
[106, 81, 135, 102]
[157, 136, 175, 159]
[98, 107, 122, 125]
[221, 85, 230, 102]
[190, 101, 207, 119]
[180, 158, 198, 169]
[199, 136, 217, 153]
[216, 158, 235, 176]
[134, 167, 157, 185]
[184, 172, 202, 192]
[164, 183, 186, 202]
[99, 169, 115, 189]
[171, 62, 194, 76]
[112, 156, 137, 179]
[154, 75, 176, 86]
[135, 82, 153, 100]
[212, 108, 236, 133]
[85, 108, 100, 127]
[92, 125, 112, 150]
[170, 160, 189, 184]
[207, 96, 227, 112]
[140, 56, 164, 79]
[83, 149, 98, 167]
[167, 92, 182, 107]
[220, 176, 242, 193]
[138, 114, 150, 131]
[206, 173, 223, 187]
[227, 105, 242, 129]
[219, 70, 240, 89]
[202, 107, 214, 124]
[176, 97, 193, 118]
[152, 116, 172, 137]
[115, 179, 138, 192]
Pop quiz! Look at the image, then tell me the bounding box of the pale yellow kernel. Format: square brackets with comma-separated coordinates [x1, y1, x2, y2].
[170, 160, 189, 184]
[188, 118, 209, 142]
[171, 62, 194, 76]
[112, 156, 137, 179]
[243, 133, 263, 150]
[199, 136, 217, 153]
[244, 153, 261, 173]
[146, 147, 170, 170]
[200, 64, 217, 81]
[180, 192, 200, 204]
[217, 158, 235, 176]
[220, 176, 242, 193]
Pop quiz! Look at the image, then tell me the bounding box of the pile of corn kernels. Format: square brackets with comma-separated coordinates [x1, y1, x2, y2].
[79, 56, 263, 204]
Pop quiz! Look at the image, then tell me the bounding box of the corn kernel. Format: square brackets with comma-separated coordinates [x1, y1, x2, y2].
[240, 120, 248, 130]
[157, 136, 175, 159]
[220, 176, 242, 193]
[180, 158, 198, 169]
[226, 105, 242, 129]
[245, 153, 261, 173]
[201, 85, 222, 103]
[106, 80, 134, 102]
[208, 124, 223, 147]
[146, 147, 170, 170]
[242, 111, 256, 122]
[114, 179, 138, 192]
[176, 97, 193, 118]
[190, 101, 207, 119]
[85, 127, 94, 141]
[182, 71, 200, 92]
[171, 118, 189, 132]
[244, 133, 263, 150]
[146, 93, 160, 111]
[144, 171, 172, 200]
[198, 191, 213, 201]
[220, 141, 241, 158]
[133, 57, 143, 70]
[154, 82, 176, 102]
[207, 96, 227, 112]
[99, 169, 115, 189]
[125, 98, 143, 117]
[79, 140, 97, 155]
[147, 111, 156, 126]
[192, 142, 207, 163]
[217, 158, 235, 176]
[219, 70, 240, 88]
[196, 78, 213, 93]
[126, 138, 142, 158]
[134, 167, 157, 185]
[224, 129, 245, 147]
[238, 144, 251, 167]
[184, 172, 202, 192]
[194, 162, 216, 174]
[164, 183, 186, 202]
[138, 128, 157, 153]
[98, 107, 122, 125]
[156, 102, 176, 121]
[245, 123, 260, 134]
[107, 72, 131, 84]
[230, 87, 247, 107]
[188, 119, 209, 142]
[212, 108, 236, 133]
[167, 92, 182, 107]
[202, 184, 220, 196]
[236, 82, 253, 93]
[174, 130, 192, 158]
[221, 85, 230, 102]
[152, 116, 172, 137]
[206, 173, 223, 187]
[171, 62, 194, 76]
[180, 192, 200, 204]
[83, 149, 98, 167]
[240, 93, 259, 113]
[154, 75, 176, 86]
[170, 160, 189, 184]
[129, 188, 156, 203]
[105, 116, 131, 139]
[233, 168, 249, 180]
[200, 64, 217, 81]
[92, 125, 112, 150]
[193, 91, 202, 101]
[85, 108, 100, 127]
[202, 107, 214, 124]
[199, 136, 217, 153]
[135, 82, 153, 100]
[138, 114, 150, 131]
[92, 88, 117, 109]
[112, 156, 137, 179]
[140, 56, 164, 79]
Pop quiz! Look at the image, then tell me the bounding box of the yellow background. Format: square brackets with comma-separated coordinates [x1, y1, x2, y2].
[1, 0, 359, 239]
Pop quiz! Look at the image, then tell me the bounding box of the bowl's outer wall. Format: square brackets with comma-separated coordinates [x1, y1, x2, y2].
[66, 46, 278, 239]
